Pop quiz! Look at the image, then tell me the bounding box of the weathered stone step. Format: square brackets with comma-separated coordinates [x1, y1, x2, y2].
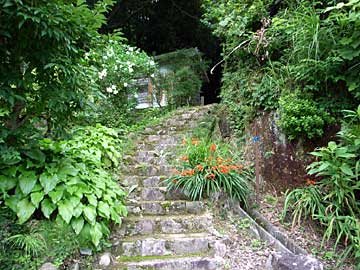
[127, 200, 205, 216]
[116, 255, 222, 270]
[133, 150, 175, 165]
[136, 143, 180, 152]
[122, 176, 167, 188]
[128, 187, 188, 201]
[115, 233, 214, 257]
[122, 164, 172, 176]
[113, 213, 213, 237]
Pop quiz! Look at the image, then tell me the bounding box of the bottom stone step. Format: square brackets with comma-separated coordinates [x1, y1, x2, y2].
[116, 255, 223, 270]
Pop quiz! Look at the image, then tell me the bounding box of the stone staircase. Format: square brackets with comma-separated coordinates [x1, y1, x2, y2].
[96, 105, 226, 270]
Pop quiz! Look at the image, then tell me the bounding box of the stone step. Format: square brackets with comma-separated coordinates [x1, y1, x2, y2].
[115, 233, 214, 257]
[136, 143, 180, 152]
[116, 255, 223, 270]
[128, 187, 188, 201]
[121, 176, 167, 188]
[134, 150, 175, 165]
[127, 200, 205, 216]
[121, 164, 173, 176]
[113, 213, 213, 237]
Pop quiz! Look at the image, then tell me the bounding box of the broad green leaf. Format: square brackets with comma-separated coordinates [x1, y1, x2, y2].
[59, 163, 79, 177]
[58, 199, 74, 224]
[41, 198, 56, 218]
[110, 208, 122, 224]
[30, 191, 45, 208]
[90, 222, 103, 247]
[69, 196, 81, 208]
[115, 203, 128, 216]
[71, 216, 84, 235]
[73, 202, 84, 218]
[19, 171, 37, 195]
[97, 201, 110, 218]
[0, 175, 17, 191]
[40, 172, 59, 194]
[48, 186, 65, 204]
[328, 141, 337, 151]
[5, 196, 20, 212]
[17, 198, 36, 224]
[83, 205, 97, 225]
[85, 194, 98, 206]
[340, 164, 354, 176]
[24, 149, 46, 163]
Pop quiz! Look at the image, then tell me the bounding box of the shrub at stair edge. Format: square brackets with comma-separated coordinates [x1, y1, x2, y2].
[165, 138, 253, 208]
[0, 124, 128, 247]
[282, 106, 360, 265]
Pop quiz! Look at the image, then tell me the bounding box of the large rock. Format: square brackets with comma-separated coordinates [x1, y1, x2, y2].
[266, 252, 323, 270]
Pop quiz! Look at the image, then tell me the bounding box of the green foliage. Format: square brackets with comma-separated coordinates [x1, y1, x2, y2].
[153, 48, 207, 108]
[278, 93, 334, 140]
[165, 138, 252, 207]
[283, 106, 360, 265]
[0, 124, 127, 247]
[202, 0, 360, 139]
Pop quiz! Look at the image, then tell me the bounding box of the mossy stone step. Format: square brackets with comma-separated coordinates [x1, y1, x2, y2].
[115, 254, 222, 270]
[127, 200, 205, 216]
[112, 213, 213, 237]
[114, 233, 214, 257]
[122, 164, 173, 176]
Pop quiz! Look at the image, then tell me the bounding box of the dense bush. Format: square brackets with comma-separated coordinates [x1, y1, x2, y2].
[283, 106, 360, 265]
[165, 138, 253, 207]
[0, 125, 127, 247]
[202, 0, 360, 137]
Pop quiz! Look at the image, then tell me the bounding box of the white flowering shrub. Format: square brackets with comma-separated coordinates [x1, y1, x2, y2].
[80, 34, 157, 126]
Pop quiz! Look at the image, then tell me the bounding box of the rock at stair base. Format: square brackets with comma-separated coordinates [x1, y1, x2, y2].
[266, 252, 323, 270]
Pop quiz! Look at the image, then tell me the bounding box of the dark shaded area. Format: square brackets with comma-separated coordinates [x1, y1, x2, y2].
[98, 0, 222, 104]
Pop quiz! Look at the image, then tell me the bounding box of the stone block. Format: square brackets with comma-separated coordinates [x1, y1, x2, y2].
[266, 252, 323, 270]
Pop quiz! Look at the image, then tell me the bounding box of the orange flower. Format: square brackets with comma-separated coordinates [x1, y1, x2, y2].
[211, 166, 218, 171]
[219, 165, 230, 174]
[210, 143, 216, 152]
[306, 179, 316, 185]
[216, 157, 224, 163]
[182, 139, 187, 145]
[226, 158, 233, 163]
[236, 165, 244, 170]
[196, 164, 204, 171]
[181, 156, 189, 162]
[181, 169, 195, 176]
[172, 179, 178, 184]
[206, 173, 215, 180]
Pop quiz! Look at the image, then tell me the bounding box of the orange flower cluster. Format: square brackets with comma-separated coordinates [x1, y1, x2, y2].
[210, 143, 216, 152]
[306, 179, 316, 185]
[196, 164, 204, 171]
[181, 169, 195, 176]
[210, 164, 243, 174]
[181, 156, 189, 162]
[206, 173, 215, 180]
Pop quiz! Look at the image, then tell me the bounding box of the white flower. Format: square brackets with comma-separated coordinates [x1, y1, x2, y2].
[124, 82, 128, 87]
[134, 93, 139, 98]
[129, 67, 134, 73]
[150, 60, 155, 66]
[150, 74, 155, 78]
[129, 47, 134, 52]
[98, 69, 107, 79]
[106, 87, 113, 93]
[103, 55, 108, 60]
[111, 85, 117, 90]
[113, 90, 119, 95]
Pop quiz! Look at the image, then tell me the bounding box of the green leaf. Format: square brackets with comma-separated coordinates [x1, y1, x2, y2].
[17, 198, 36, 224]
[19, 171, 37, 195]
[0, 175, 17, 191]
[30, 191, 45, 208]
[58, 199, 74, 224]
[59, 163, 79, 177]
[115, 203, 128, 216]
[85, 194, 98, 206]
[110, 208, 122, 224]
[340, 164, 354, 176]
[24, 149, 46, 163]
[41, 198, 56, 219]
[90, 222, 103, 247]
[73, 202, 84, 218]
[71, 216, 84, 235]
[83, 205, 97, 225]
[39, 172, 59, 194]
[48, 186, 65, 204]
[5, 196, 20, 212]
[97, 201, 110, 218]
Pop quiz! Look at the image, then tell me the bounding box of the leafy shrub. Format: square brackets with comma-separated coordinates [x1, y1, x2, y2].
[278, 93, 334, 140]
[165, 138, 253, 207]
[0, 124, 127, 247]
[283, 106, 360, 265]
